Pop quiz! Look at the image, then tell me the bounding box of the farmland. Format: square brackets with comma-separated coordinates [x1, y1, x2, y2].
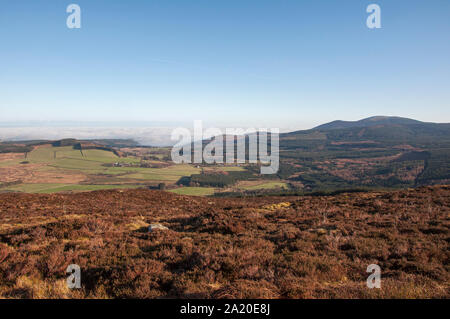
[0, 142, 287, 195]
[169, 187, 216, 196]
[239, 181, 289, 190]
[1, 117, 450, 196]
[0, 144, 205, 194]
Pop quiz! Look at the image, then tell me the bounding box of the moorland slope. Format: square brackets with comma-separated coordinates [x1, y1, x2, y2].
[0, 186, 448, 298]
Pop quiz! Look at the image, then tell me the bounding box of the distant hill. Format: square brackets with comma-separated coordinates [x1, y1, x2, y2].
[276, 116, 450, 190]
[282, 116, 450, 146]
[87, 139, 140, 148]
[312, 116, 426, 130]
[0, 138, 129, 158]
[0, 138, 139, 153]
[190, 116, 450, 191]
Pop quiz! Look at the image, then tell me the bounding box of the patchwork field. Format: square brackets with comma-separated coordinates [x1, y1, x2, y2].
[0, 143, 290, 195]
[237, 181, 289, 191]
[0, 145, 203, 193]
[169, 187, 216, 196]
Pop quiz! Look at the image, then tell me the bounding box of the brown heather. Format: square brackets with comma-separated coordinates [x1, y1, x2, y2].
[0, 186, 448, 299]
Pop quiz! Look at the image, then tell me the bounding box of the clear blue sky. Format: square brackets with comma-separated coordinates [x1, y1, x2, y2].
[1, 0, 449, 130]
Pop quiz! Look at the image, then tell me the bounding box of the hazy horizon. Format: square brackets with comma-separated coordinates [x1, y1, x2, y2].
[1, 114, 449, 146]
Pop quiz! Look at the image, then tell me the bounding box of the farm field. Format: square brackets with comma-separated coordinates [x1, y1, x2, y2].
[117, 165, 201, 181]
[238, 181, 289, 190]
[0, 144, 264, 195]
[0, 144, 205, 194]
[169, 187, 216, 196]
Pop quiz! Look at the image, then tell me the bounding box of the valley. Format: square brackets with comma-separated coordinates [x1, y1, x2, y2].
[1, 116, 448, 196]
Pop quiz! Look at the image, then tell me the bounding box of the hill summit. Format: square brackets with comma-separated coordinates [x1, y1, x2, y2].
[313, 116, 425, 130]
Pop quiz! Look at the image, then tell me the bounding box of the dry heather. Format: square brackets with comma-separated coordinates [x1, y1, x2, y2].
[0, 186, 448, 299]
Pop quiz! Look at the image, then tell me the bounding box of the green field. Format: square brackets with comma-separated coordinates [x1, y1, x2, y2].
[241, 181, 289, 190]
[26, 146, 200, 180]
[169, 187, 216, 196]
[0, 145, 206, 193]
[214, 166, 246, 172]
[116, 164, 201, 181]
[23, 146, 121, 173]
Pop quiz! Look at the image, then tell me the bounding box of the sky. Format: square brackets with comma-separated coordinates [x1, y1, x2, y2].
[1, 0, 450, 137]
